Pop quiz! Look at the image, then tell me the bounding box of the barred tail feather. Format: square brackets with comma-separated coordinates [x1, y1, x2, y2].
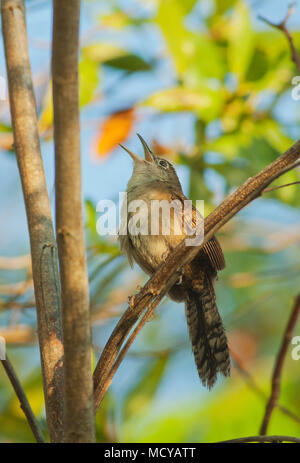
[185, 278, 230, 389]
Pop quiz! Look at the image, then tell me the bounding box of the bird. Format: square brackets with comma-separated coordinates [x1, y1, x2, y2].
[119, 134, 230, 388]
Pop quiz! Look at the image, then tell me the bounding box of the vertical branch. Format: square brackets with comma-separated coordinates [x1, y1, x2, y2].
[52, 0, 95, 442]
[1, 0, 64, 442]
[1, 356, 46, 443]
[260, 294, 300, 435]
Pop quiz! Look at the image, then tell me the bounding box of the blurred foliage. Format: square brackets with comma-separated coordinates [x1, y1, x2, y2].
[0, 0, 300, 443]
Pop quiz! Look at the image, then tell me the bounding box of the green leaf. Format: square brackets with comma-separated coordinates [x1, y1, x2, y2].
[240, 32, 293, 92]
[39, 58, 99, 129]
[184, 34, 226, 82]
[156, 0, 190, 75]
[179, 0, 198, 14]
[39, 82, 53, 130]
[82, 43, 128, 62]
[238, 137, 280, 172]
[227, 1, 254, 81]
[245, 48, 269, 82]
[205, 115, 293, 165]
[95, 393, 116, 442]
[99, 10, 146, 29]
[0, 365, 46, 443]
[266, 169, 300, 205]
[205, 130, 250, 160]
[156, 0, 225, 80]
[0, 123, 12, 133]
[215, 0, 237, 14]
[79, 57, 99, 107]
[82, 43, 152, 72]
[255, 119, 293, 154]
[85, 199, 121, 255]
[85, 199, 98, 238]
[104, 54, 152, 72]
[141, 85, 223, 122]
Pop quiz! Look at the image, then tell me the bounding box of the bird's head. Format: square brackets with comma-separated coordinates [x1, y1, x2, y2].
[120, 134, 182, 191]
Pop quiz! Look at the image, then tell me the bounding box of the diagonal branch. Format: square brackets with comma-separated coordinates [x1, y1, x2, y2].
[93, 139, 300, 412]
[1, 0, 64, 442]
[260, 294, 300, 435]
[1, 356, 45, 443]
[258, 3, 300, 71]
[52, 0, 95, 442]
[95, 277, 177, 406]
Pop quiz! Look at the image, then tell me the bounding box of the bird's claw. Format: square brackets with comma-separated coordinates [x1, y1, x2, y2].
[161, 251, 169, 262]
[176, 274, 183, 285]
[128, 294, 136, 309]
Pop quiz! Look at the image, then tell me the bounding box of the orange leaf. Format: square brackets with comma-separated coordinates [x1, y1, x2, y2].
[96, 108, 135, 157]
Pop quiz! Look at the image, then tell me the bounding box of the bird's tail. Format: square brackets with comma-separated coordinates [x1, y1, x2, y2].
[185, 276, 230, 388]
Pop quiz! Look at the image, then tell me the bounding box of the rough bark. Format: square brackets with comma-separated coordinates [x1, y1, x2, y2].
[52, 0, 95, 442]
[1, 0, 64, 442]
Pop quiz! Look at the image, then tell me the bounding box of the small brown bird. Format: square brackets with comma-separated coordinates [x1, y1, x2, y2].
[119, 135, 230, 388]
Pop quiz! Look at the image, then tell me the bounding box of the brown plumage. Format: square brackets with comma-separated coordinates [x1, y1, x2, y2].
[119, 135, 230, 388]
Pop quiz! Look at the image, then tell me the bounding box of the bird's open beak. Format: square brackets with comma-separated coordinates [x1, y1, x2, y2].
[119, 135, 156, 164]
[137, 133, 156, 163]
[119, 144, 144, 163]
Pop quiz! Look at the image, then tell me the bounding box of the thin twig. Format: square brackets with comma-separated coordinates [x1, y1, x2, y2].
[52, 0, 95, 442]
[263, 181, 300, 194]
[1, 0, 64, 442]
[1, 356, 45, 443]
[218, 434, 300, 443]
[260, 159, 300, 195]
[260, 294, 300, 435]
[93, 139, 300, 412]
[258, 3, 300, 71]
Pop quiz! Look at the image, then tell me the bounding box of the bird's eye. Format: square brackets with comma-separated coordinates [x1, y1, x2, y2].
[158, 160, 168, 169]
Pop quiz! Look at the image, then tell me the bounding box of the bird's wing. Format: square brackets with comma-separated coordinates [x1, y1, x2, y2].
[200, 235, 225, 271]
[171, 190, 226, 271]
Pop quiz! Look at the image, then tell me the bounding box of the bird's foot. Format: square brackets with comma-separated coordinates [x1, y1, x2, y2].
[128, 294, 136, 309]
[128, 285, 144, 308]
[161, 250, 170, 262]
[176, 274, 183, 285]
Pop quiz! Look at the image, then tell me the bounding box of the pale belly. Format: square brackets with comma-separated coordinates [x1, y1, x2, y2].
[120, 190, 187, 274]
[121, 230, 184, 275]
[130, 233, 172, 270]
